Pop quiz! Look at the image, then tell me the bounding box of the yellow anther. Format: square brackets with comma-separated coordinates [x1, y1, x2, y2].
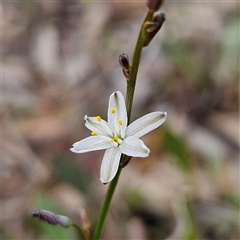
[111, 108, 116, 114]
[96, 116, 102, 122]
[91, 131, 97, 136]
[118, 119, 123, 126]
[113, 135, 119, 140]
[110, 138, 115, 143]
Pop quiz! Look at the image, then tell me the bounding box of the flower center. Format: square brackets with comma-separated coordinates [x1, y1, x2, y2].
[110, 135, 123, 146]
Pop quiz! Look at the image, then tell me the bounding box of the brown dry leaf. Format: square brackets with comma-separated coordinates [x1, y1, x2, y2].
[2, 111, 49, 238]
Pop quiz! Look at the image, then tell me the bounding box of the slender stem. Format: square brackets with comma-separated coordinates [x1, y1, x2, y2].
[126, 10, 154, 123]
[92, 9, 154, 240]
[93, 167, 122, 240]
[71, 222, 86, 240]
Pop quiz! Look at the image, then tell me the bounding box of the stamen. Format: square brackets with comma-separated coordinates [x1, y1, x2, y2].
[118, 119, 123, 126]
[113, 135, 118, 140]
[110, 140, 118, 147]
[96, 116, 102, 122]
[91, 131, 97, 136]
[111, 108, 116, 114]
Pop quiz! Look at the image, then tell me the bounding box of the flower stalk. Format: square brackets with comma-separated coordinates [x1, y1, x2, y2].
[126, 9, 155, 122]
[93, 166, 122, 240]
[92, 8, 165, 239]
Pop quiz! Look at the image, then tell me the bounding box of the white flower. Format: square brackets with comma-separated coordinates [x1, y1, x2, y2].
[70, 91, 167, 184]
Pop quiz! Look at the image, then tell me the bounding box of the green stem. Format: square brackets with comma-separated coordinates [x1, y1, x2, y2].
[92, 9, 154, 240]
[126, 10, 154, 123]
[71, 222, 86, 240]
[93, 167, 122, 240]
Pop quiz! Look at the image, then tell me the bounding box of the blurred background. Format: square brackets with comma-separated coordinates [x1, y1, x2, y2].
[2, 1, 239, 239]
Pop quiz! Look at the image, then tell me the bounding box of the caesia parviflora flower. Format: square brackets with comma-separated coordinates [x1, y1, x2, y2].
[70, 91, 167, 184]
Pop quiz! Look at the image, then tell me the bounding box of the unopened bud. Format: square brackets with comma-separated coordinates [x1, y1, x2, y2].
[147, 0, 165, 12]
[119, 53, 130, 80]
[119, 53, 130, 71]
[144, 13, 166, 47]
[32, 210, 72, 228]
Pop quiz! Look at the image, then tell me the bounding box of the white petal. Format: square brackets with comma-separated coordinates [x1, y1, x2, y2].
[126, 111, 167, 138]
[85, 116, 113, 137]
[107, 91, 127, 138]
[100, 147, 122, 184]
[120, 136, 150, 157]
[70, 136, 112, 153]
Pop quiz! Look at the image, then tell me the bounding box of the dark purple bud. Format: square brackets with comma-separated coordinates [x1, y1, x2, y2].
[32, 210, 72, 228]
[147, 0, 165, 12]
[119, 53, 130, 80]
[144, 13, 166, 47]
[119, 53, 130, 71]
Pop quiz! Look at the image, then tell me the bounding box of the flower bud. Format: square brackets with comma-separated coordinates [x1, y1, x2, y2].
[32, 210, 72, 228]
[147, 0, 165, 12]
[119, 53, 130, 80]
[119, 53, 130, 71]
[144, 13, 166, 47]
